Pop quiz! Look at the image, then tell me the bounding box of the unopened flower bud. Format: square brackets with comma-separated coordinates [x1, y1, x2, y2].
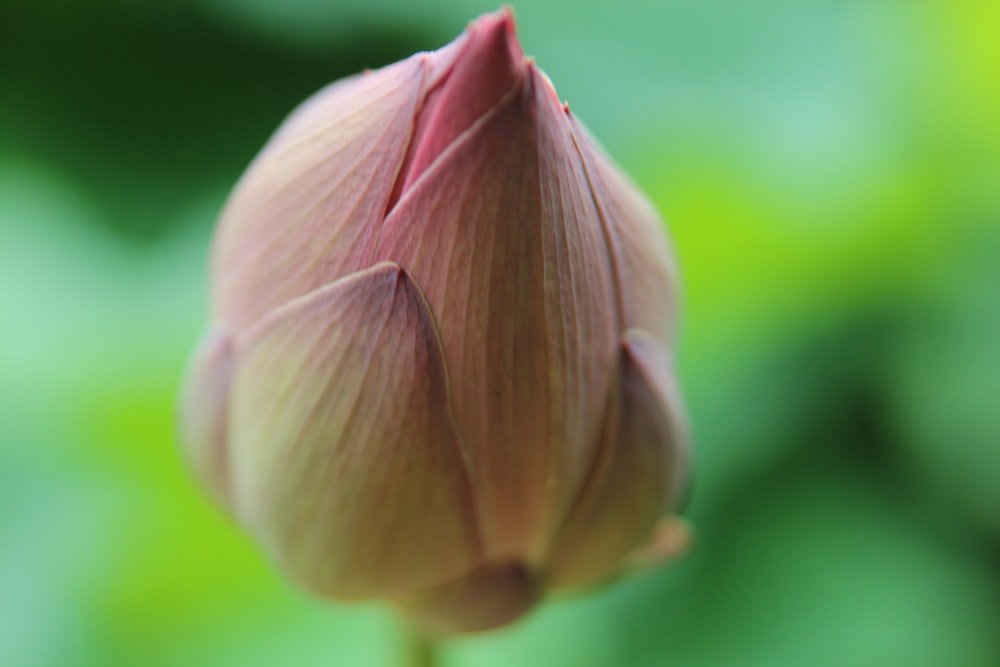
[180, 8, 690, 634]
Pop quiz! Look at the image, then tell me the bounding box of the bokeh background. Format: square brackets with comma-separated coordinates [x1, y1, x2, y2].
[2, 0, 999, 665]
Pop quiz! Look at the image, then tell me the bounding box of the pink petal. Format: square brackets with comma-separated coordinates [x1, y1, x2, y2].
[571, 117, 681, 346]
[399, 8, 525, 194]
[212, 55, 430, 333]
[372, 65, 619, 564]
[547, 329, 689, 589]
[227, 263, 482, 599]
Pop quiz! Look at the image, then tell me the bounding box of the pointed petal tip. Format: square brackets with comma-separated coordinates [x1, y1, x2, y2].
[210, 54, 432, 333]
[471, 7, 519, 49]
[400, 6, 529, 192]
[465, 5, 526, 80]
[369, 258, 407, 280]
[623, 516, 693, 574]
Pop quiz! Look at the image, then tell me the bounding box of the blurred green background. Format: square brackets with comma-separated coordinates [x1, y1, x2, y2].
[2, 0, 999, 665]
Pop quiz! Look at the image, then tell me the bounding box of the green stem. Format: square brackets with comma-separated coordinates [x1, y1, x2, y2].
[402, 623, 439, 667]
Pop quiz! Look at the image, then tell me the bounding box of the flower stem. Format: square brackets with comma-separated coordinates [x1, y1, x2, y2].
[402, 623, 439, 667]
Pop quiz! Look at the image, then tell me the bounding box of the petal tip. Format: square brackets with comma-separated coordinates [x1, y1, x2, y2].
[623, 516, 693, 574]
[465, 6, 526, 82]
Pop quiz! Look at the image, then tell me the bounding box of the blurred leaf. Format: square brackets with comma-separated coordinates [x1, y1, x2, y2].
[887, 231, 1000, 534]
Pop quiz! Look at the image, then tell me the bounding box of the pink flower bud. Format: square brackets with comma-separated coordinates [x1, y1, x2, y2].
[180, 8, 689, 635]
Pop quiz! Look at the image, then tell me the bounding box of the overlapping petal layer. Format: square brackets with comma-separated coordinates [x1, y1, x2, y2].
[181, 8, 689, 634]
[373, 63, 619, 564]
[213, 54, 429, 333]
[400, 10, 524, 193]
[547, 329, 688, 589]
[227, 263, 481, 599]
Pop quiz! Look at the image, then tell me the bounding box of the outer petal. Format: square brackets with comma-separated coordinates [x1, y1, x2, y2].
[571, 117, 680, 346]
[372, 66, 619, 563]
[212, 54, 430, 333]
[395, 561, 540, 636]
[546, 329, 689, 589]
[178, 330, 234, 507]
[228, 262, 481, 599]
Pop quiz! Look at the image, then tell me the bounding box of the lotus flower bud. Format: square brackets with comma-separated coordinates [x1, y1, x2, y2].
[180, 8, 690, 635]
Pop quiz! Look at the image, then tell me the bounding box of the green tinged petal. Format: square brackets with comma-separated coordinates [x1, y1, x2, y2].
[227, 263, 482, 599]
[547, 329, 689, 589]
